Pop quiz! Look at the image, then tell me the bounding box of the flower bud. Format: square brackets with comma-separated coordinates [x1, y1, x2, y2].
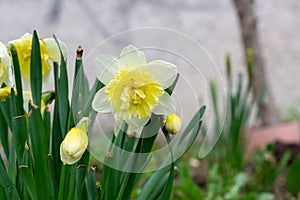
[60, 117, 89, 165]
[164, 114, 182, 135]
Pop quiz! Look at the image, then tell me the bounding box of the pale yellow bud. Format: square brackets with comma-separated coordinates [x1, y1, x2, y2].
[164, 114, 182, 135]
[60, 118, 89, 165]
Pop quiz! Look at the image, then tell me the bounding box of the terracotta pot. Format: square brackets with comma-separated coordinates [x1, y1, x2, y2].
[245, 121, 300, 157]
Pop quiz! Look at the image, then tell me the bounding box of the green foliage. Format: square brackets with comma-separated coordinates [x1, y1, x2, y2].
[210, 50, 262, 172]
[0, 30, 205, 200]
[286, 156, 300, 197]
[172, 164, 204, 200]
[250, 149, 290, 192]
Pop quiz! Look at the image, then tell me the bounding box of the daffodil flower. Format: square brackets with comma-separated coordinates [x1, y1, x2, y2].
[92, 45, 177, 136]
[60, 117, 89, 165]
[164, 114, 182, 135]
[9, 33, 68, 83]
[0, 42, 13, 87]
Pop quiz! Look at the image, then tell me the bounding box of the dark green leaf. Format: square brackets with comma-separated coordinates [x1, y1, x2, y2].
[10, 45, 24, 115]
[75, 165, 87, 200]
[30, 30, 42, 107]
[28, 107, 51, 199]
[12, 115, 27, 163]
[165, 73, 179, 95]
[53, 36, 70, 135]
[18, 166, 38, 200]
[287, 156, 300, 197]
[0, 108, 9, 159]
[0, 155, 20, 200]
[85, 168, 97, 200]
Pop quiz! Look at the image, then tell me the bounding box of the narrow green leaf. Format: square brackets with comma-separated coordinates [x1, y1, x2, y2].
[122, 115, 161, 200]
[10, 44, 24, 115]
[137, 166, 170, 200]
[12, 115, 27, 163]
[75, 165, 87, 200]
[0, 155, 20, 200]
[160, 132, 175, 200]
[0, 99, 12, 130]
[58, 165, 70, 200]
[48, 155, 59, 199]
[44, 109, 51, 151]
[165, 73, 179, 95]
[287, 156, 300, 197]
[139, 107, 205, 200]
[0, 108, 9, 159]
[68, 165, 76, 200]
[30, 30, 42, 107]
[28, 107, 51, 199]
[70, 58, 89, 124]
[52, 62, 63, 181]
[18, 166, 38, 200]
[53, 36, 70, 135]
[85, 168, 97, 200]
[7, 139, 16, 185]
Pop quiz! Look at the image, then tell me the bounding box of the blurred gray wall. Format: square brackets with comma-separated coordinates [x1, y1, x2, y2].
[1, 0, 300, 113]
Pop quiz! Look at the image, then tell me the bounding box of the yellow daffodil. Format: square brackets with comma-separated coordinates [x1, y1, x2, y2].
[164, 114, 182, 135]
[0, 42, 13, 87]
[9, 33, 68, 82]
[92, 45, 177, 136]
[60, 117, 89, 165]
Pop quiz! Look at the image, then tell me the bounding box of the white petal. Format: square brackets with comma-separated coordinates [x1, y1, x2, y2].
[21, 33, 32, 40]
[93, 54, 120, 84]
[5, 67, 14, 88]
[23, 91, 32, 113]
[113, 120, 124, 136]
[152, 92, 176, 115]
[43, 38, 68, 62]
[146, 60, 178, 88]
[92, 87, 112, 113]
[125, 116, 150, 127]
[120, 45, 147, 68]
[0, 42, 11, 67]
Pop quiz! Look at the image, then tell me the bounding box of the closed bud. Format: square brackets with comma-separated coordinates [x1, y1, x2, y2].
[164, 114, 182, 135]
[60, 117, 89, 165]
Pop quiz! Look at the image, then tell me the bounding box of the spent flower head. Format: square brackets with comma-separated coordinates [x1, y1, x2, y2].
[92, 45, 178, 136]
